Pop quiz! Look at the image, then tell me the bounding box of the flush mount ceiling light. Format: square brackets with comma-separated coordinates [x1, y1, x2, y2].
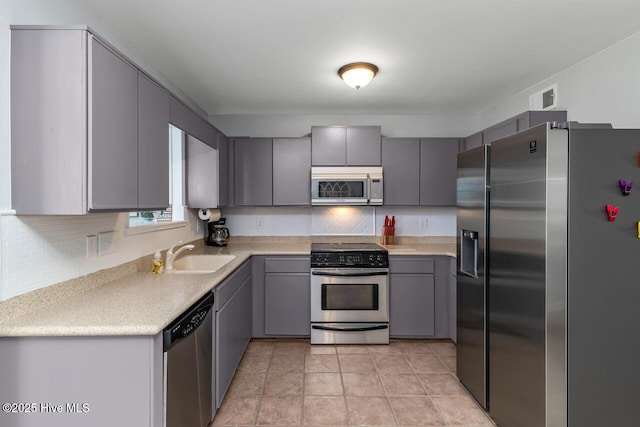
[338, 62, 379, 90]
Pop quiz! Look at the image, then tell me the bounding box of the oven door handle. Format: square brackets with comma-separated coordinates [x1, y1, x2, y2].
[311, 324, 389, 332]
[311, 270, 388, 277]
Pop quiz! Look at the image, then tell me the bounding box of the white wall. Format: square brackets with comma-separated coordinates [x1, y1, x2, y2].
[480, 30, 640, 130]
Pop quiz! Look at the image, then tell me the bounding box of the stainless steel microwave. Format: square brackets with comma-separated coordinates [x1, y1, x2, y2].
[311, 167, 383, 205]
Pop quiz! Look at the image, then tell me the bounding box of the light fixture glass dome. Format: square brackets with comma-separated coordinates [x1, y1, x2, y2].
[338, 62, 379, 90]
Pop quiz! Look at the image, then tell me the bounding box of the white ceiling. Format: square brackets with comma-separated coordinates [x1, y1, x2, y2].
[76, 0, 640, 116]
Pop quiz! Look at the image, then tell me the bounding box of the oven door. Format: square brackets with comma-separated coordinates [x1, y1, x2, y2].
[310, 268, 389, 323]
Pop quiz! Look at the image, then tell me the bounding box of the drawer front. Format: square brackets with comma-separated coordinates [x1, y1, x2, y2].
[389, 256, 435, 274]
[265, 256, 310, 273]
[215, 259, 252, 310]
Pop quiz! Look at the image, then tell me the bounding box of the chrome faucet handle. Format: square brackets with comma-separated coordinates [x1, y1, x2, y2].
[167, 240, 184, 256]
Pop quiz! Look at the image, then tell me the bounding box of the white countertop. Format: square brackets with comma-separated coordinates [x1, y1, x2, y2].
[0, 237, 454, 337]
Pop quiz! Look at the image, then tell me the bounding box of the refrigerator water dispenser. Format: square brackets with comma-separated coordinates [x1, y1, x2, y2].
[460, 230, 478, 277]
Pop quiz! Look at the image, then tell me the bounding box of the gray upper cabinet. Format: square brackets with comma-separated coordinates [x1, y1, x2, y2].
[478, 110, 568, 146]
[89, 37, 139, 211]
[465, 132, 483, 151]
[483, 117, 518, 145]
[11, 27, 148, 214]
[420, 138, 459, 205]
[138, 73, 170, 210]
[311, 126, 346, 165]
[234, 138, 273, 206]
[10, 26, 176, 214]
[311, 125, 381, 166]
[186, 134, 218, 208]
[381, 138, 420, 205]
[169, 96, 217, 148]
[517, 110, 567, 130]
[346, 126, 382, 165]
[217, 133, 229, 207]
[273, 138, 311, 206]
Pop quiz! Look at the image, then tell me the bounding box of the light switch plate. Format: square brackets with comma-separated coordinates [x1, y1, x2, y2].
[98, 231, 117, 256]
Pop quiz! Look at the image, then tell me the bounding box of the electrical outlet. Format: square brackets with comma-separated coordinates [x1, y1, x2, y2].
[98, 231, 117, 256]
[419, 217, 428, 230]
[256, 217, 264, 230]
[86, 235, 97, 258]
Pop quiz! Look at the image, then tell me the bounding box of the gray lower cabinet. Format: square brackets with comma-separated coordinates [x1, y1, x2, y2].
[381, 138, 420, 205]
[420, 138, 459, 205]
[214, 259, 252, 408]
[233, 138, 273, 206]
[389, 256, 455, 339]
[311, 126, 381, 166]
[0, 335, 163, 427]
[263, 257, 311, 336]
[273, 138, 311, 206]
[389, 257, 436, 337]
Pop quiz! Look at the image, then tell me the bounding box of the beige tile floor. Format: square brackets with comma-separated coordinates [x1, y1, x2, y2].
[212, 338, 495, 427]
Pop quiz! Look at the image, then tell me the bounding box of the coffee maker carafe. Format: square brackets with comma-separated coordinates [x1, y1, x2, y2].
[206, 218, 230, 247]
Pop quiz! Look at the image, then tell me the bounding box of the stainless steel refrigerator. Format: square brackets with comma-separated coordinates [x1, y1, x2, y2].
[466, 121, 640, 427]
[456, 144, 490, 409]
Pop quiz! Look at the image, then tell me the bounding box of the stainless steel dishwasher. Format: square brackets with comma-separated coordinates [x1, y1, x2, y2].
[163, 293, 214, 427]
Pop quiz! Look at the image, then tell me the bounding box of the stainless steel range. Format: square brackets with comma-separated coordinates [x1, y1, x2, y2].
[310, 243, 389, 344]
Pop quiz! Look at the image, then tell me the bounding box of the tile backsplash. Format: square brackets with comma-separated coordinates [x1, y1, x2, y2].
[1, 205, 455, 301]
[312, 206, 376, 236]
[224, 206, 455, 237]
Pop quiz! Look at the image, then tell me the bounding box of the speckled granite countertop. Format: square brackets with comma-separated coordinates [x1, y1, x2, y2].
[0, 236, 454, 337]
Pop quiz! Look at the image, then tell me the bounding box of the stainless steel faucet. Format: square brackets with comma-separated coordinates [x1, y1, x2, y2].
[165, 240, 195, 270]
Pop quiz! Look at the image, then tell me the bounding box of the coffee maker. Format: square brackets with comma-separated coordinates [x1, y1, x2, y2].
[206, 218, 230, 247]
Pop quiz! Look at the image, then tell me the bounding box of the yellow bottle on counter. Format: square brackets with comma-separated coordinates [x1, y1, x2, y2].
[151, 249, 164, 274]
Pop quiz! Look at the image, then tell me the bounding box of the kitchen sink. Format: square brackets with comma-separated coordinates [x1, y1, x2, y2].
[170, 254, 236, 274]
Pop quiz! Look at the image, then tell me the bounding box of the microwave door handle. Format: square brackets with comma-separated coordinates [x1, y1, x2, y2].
[312, 324, 388, 332]
[366, 175, 371, 203]
[311, 271, 388, 277]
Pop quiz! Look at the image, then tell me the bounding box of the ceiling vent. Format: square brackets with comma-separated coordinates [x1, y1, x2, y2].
[529, 84, 558, 110]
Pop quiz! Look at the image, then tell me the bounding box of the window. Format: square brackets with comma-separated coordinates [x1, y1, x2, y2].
[129, 124, 185, 228]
